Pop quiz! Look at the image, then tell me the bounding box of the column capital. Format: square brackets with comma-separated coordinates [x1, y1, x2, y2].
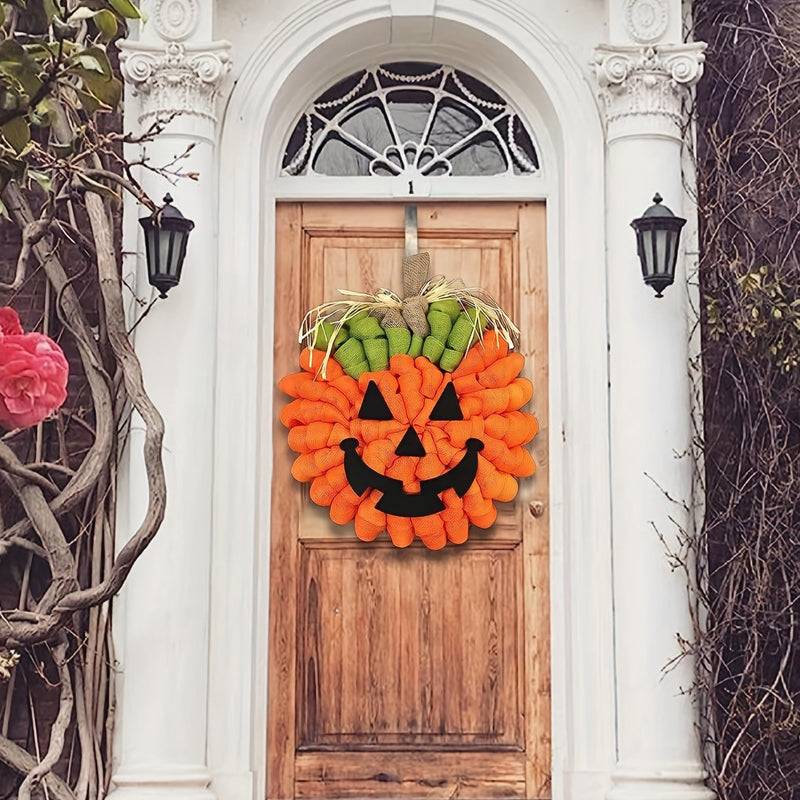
[592, 43, 706, 142]
[118, 39, 231, 132]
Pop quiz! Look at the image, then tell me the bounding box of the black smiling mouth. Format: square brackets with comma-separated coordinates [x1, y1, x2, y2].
[340, 437, 484, 518]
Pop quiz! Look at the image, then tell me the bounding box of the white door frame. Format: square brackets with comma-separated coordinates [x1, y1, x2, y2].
[209, 3, 614, 799]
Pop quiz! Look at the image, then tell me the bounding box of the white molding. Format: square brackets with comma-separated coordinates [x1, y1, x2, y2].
[390, 0, 435, 14]
[608, 766, 715, 800]
[389, 0, 435, 41]
[268, 174, 547, 200]
[152, 0, 200, 41]
[624, 0, 669, 43]
[118, 39, 231, 128]
[111, 768, 214, 799]
[593, 42, 706, 141]
[210, 3, 614, 800]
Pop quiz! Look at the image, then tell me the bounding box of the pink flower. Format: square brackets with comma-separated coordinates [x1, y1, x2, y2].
[0, 307, 22, 335]
[0, 307, 69, 430]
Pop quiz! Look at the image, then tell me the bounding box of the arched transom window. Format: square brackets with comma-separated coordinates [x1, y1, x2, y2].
[282, 62, 540, 179]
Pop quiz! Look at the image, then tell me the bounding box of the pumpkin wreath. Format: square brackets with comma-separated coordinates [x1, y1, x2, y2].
[279, 252, 538, 550]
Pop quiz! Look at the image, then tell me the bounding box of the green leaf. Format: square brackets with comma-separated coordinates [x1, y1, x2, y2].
[73, 53, 104, 72]
[68, 6, 98, 20]
[69, 65, 121, 108]
[0, 40, 42, 96]
[42, 0, 59, 23]
[1, 115, 29, 153]
[0, 5, 5, 28]
[0, 39, 27, 64]
[52, 17, 79, 40]
[68, 7, 118, 39]
[0, 83, 23, 118]
[81, 72, 121, 108]
[0, 154, 24, 193]
[107, 0, 140, 19]
[24, 43, 58, 60]
[28, 169, 52, 193]
[94, 9, 117, 38]
[73, 51, 108, 74]
[84, 46, 112, 76]
[33, 96, 57, 124]
[74, 87, 101, 114]
[77, 172, 120, 201]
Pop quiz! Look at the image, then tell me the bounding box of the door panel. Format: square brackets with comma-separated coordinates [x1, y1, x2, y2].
[294, 752, 528, 798]
[270, 202, 549, 799]
[298, 541, 522, 748]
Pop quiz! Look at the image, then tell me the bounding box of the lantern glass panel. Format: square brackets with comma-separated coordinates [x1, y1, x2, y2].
[156, 228, 170, 274]
[159, 229, 172, 276]
[668, 230, 679, 274]
[176, 234, 189, 275]
[638, 229, 654, 276]
[145, 226, 158, 280]
[654, 229, 668, 274]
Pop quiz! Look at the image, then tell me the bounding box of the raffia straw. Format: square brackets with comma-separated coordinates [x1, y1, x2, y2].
[422, 276, 521, 349]
[299, 288, 402, 378]
[299, 277, 520, 379]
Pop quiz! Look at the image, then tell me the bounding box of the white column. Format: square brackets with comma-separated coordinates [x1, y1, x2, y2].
[109, 2, 230, 798]
[593, 42, 714, 800]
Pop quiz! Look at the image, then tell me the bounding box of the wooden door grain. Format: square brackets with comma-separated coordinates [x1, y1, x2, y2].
[269, 203, 549, 799]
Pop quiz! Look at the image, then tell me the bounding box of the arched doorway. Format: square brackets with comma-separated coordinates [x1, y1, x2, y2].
[268, 62, 549, 800]
[209, 7, 613, 800]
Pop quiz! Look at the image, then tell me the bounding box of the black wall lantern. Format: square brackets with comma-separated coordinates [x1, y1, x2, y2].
[630, 193, 686, 298]
[139, 194, 195, 298]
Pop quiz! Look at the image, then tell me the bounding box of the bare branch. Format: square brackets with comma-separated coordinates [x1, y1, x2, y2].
[18, 636, 73, 800]
[0, 732, 75, 800]
[0, 215, 52, 292]
[0, 441, 76, 594]
[55, 189, 165, 613]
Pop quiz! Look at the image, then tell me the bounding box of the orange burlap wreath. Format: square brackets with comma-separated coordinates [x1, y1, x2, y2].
[280, 330, 537, 550]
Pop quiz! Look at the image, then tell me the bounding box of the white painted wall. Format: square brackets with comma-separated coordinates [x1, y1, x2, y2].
[109, 1, 713, 799]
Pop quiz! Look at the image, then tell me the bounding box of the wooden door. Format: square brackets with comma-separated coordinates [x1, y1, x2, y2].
[269, 202, 549, 799]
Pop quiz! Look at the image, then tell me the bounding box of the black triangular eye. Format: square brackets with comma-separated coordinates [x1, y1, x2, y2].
[358, 381, 394, 420]
[429, 382, 463, 421]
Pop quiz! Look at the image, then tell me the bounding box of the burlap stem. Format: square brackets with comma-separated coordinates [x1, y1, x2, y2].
[398, 252, 431, 338]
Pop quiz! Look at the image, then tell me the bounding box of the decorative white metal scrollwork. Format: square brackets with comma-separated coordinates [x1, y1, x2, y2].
[370, 141, 450, 178]
[281, 62, 540, 178]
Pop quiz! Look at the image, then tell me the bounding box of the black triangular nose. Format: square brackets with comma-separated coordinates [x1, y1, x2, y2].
[395, 426, 426, 457]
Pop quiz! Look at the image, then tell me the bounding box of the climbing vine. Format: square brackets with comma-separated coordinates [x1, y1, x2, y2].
[693, 0, 800, 796]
